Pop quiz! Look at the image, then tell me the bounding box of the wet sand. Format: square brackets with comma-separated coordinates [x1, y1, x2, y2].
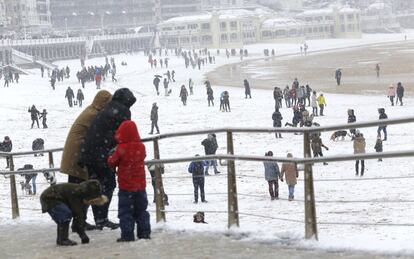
[207, 41, 414, 95]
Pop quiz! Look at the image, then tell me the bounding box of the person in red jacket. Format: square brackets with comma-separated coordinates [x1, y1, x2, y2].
[108, 120, 151, 242]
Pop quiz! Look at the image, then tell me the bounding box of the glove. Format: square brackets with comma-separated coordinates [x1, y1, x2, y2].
[325, 147, 329, 151]
[280, 178, 284, 182]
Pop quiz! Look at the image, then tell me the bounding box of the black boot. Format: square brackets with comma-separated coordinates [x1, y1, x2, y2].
[96, 220, 119, 230]
[57, 222, 77, 246]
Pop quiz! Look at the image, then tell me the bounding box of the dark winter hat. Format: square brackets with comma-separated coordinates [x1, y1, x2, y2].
[4, 136, 10, 140]
[113, 88, 136, 108]
[267, 151, 273, 156]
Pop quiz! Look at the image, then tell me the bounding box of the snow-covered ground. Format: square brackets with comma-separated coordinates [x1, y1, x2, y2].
[1, 32, 414, 258]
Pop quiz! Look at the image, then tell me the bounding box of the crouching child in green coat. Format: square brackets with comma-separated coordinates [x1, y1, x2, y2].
[40, 180, 108, 246]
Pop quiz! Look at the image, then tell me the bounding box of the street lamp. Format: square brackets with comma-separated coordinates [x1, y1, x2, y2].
[101, 11, 111, 36]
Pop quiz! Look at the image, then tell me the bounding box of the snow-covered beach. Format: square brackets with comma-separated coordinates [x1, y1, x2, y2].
[1, 32, 414, 258]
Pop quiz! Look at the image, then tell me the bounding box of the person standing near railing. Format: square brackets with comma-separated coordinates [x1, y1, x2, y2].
[0, 136, 12, 168]
[263, 151, 280, 200]
[353, 131, 366, 176]
[188, 155, 207, 203]
[377, 108, 388, 141]
[61, 90, 112, 231]
[201, 133, 220, 175]
[280, 153, 298, 201]
[80, 88, 136, 230]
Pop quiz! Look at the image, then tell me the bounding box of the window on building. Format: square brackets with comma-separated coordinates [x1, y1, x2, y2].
[191, 36, 198, 42]
[341, 24, 345, 32]
[188, 24, 198, 30]
[220, 22, 227, 31]
[230, 21, 238, 30]
[201, 35, 212, 44]
[262, 31, 271, 38]
[180, 37, 189, 44]
[201, 23, 210, 30]
[221, 33, 228, 42]
[348, 24, 354, 31]
[319, 27, 323, 32]
[230, 33, 238, 41]
[289, 29, 297, 36]
[340, 15, 344, 21]
[347, 14, 354, 20]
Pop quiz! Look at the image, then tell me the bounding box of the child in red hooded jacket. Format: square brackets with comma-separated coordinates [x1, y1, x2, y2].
[108, 120, 151, 242]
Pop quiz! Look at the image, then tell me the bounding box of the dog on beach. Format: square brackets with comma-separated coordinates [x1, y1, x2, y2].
[330, 130, 351, 141]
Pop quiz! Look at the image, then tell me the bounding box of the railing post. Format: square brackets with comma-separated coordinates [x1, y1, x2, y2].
[227, 131, 239, 228]
[303, 132, 318, 240]
[153, 139, 166, 223]
[9, 156, 20, 219]
[48, 151, 54, 168]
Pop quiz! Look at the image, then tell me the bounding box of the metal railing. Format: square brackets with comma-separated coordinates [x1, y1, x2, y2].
[2, 116, 414, 240]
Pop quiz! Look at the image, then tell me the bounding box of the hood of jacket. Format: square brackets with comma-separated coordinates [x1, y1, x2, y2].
[115, 120, 141, 144]
[112, 88, 136, 108]
[78, 180, 103, 200]
[92, 90, 112, 110]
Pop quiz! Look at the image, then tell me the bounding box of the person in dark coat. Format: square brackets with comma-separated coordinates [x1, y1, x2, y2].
[377, 108, 388, 141]
[335, 69, 342, 86]
[263, 151, 280, 200]
[272, 108, 283, 138]
[14, 72, 19, 83]
[179, 85, 188, 106]
[188, 155, 207, 203]
[244, 79, 251, 98]
[205, 81, 214, 106]
[396, 82, 404, 106]
[223, 91, 230, 112]
[311, 134, 329, 165]
[305, 85, 312, 106]
[65, 87, 75, 107]
[201, 134, 220, 175]
[153, 76, 160, 95]
[347, 109, 356, 136]
[149, 102, 160, 134]
[32, 138, 45, 157]
[76, 89, 84, 108]
[80, 88, 136, 230]
[374, 137, 383, 162]
[0, 136, 12, 168]
[40, 180, 108, 246]
[28, 105, 40, 128]
[39, 109, 48, 128]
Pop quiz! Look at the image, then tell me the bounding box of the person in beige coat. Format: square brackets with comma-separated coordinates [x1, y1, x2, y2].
[61, 90, 112, 183]
[353, 131, 366, 176]
[280, 153, 298, 201]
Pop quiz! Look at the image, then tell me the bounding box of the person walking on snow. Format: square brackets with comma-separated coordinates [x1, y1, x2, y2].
[163, 78, 169, 96]
[335, 69, 342, 86]
[28, 105, 40, 128]
[244, 79, 251, 98]
[189, 78, 194, 95]
[311, 91, 318, 116]
[396, 82, 404, 106]
[387, 85, 396, 106]
[353, 131, 366, 176]
[153, 76, 160, 95]
[374, 137, 383, 162]
[263, 151, 280, 200]
[272, 108, 283, 138]
[317, 94, 326, 116]
[39, 109, 48, 128]
[201, 134, 220, 175]
[149, 103, 160, 134]
[65, 87, 75, 107]
[188, 155, 208, 203]
[205, 81, 214, 106]
[280, 153, 298, 201]
[375, 64, 380, 78]
[179, 85, 188, 106]
[377, 108, 388, 141]
[107, 120, 151, 242]
[76, 89, 84, 108]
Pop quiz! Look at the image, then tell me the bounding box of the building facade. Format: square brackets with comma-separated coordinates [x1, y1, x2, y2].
[296, 7, 362, 39]
[201, 0, 244, 10]
[50, 0, 155, 33]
